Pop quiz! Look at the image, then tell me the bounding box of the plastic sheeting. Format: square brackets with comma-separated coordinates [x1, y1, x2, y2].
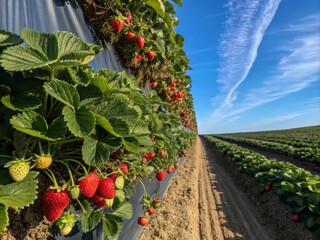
[0, 0, 123, 72]
[0, 1, 187, 239]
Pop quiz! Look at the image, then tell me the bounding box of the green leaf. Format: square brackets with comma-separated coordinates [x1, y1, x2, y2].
[82, 136, 110, 166]
[95, 115, 119, 137]
[0, 30, 23, 47]
[80, 200, 103, 233]
[21, 29, 58, 60]
[145, 0, 165, 18]
[115, 176, 124, 190]
[115, 190, 125, 202]
[44, 79, 80, 109]
[10, 111, 57, 141]
[109, 118, 130, 137]
[46, 116, 66, 139]
[122, 137, 141, 153]
[0, 171, 38, 208]
[62, 106, 95, 137]
[67, 67, 90, 86]
[1, 95, 42, 111]
[0, 45, 54, 71]
[111, 202, 133, 219]
[172, 0, 182, 7]
[0, 204, 8, 233]
[102, 217, 120, 238]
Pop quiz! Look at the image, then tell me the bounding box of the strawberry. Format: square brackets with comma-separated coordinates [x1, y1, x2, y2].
[6, 159, 30, 182]
[35, 154, 52, 169]
[136, 37, 145, 49]
[159, 151, 166, 158]
[77, 172, 99, 198]
[110, 19, 124, 33]
[56, 211, 76, 236]
[142, 157, 148, 163]
[156, 170, 166, 181]
[136, 54, 142, 63]
[146, 51, 155, 61]
[43, 188, 70, 222]
[138, 216, 148, 226]
[126, 32, 135, 41]
[174, 163, 179, 169]
[91, 193, 106, 209]
[167, 165, 174, 174]
[169, 80, 176, 87]
[147, 206, 155, 215]
[150, 82, 158, 88]
[177, 78, 181, 84]
[293, 214, 299, 222]
[265, 185, 271, 191]
[119, 163, 129, 173]
[97, 178, 116, 199]
[109, 173, 121, 182]
[124, 11, 133, 25]
[153, 198, 161, 209]
[146, 151, 156, 160]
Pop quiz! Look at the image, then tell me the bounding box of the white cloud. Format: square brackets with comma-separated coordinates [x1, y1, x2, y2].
[188, 47, 216, 56]
[250, 113, 302, 128]
[215, 0, 281, 112]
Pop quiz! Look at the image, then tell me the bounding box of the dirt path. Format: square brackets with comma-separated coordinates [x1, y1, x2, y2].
[139, 136, 274, 240]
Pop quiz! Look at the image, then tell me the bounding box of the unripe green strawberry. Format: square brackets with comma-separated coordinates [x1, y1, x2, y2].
[56, 211, 76, 236]
[35, 154, 52, 169]
[6, 159, 30, 181]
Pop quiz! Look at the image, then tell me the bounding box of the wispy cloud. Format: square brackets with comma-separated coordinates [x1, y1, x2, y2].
[250, 113, 301, 128]
[188, 47, 216, 55]
[215, 0, 281, 112]
[190, 61, 217, 67]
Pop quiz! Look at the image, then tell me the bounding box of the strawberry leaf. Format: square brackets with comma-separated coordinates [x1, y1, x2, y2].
[0, 204, 9, 233]
[44, 79, 80, 109]
[145, 0, 165, 18]
[172, 0, 182, 7]
[82, 136, 109, 166]
[110, 201, 133, 219]
[0, 171, 38, 208]
[1, 95, 42, 112]
[62, 106, 95, 137]
[80, 200, 103, 233]
[0, 30, 23, 47]
[102, 216, 121, 239]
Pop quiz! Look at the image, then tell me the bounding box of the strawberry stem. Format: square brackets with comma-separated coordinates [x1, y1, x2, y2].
[76, 199, 87, 214]
[137, 178, 148, 197]
[64, 159, 89, 176]
[56, 160, 75, 186]
[44, 169, 59, 189]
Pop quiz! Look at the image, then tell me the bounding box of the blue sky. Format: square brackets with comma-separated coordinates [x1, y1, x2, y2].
[175, 0, 320, 134]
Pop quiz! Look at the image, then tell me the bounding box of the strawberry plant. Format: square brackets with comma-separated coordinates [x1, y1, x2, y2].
[0, 28, 195, 238]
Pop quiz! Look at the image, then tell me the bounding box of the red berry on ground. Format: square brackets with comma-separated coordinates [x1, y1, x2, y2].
[119, 163, 129, 173]
[147, 206, 155, 215]
[150, 82, 158, 88]
[146, 51, 155, 61]
[126, 32, 135, 41]
[293, 214, 299, 222]
[265, 185, 271, 191]
[138, 216, 149, 226]
[160, 151, 166, 158]
[136, 37, 145, 49]
[136, 54, 142, 63]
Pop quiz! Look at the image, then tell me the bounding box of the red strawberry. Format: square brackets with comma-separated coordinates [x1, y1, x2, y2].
[97, 178, 116, 199]
[167, 165, 174, 174]
[124, 12, 133, 25]
[126, 32, 135, 41]
[265, 185, 271, 191]
[119, 163, 129, 173]
[159, 151, 166, 158]
[110, 19, 124, 33]
[77, 172, 99, 198]
[136, 54, 142, 63]
[147, 206, 155, 215]
[146, 151, 156, 160]
[293, 214, 299, 222]
[177, 78, 181, 84]
[138, 216, 148, 226]
[91, 193, 106, 208]
[150, 82, 158, 88]
[156, 170, 166, 181]
[109, 173, 121, 182]
[142, 157, 148, 163]
[43, 188, 70, 222]
[136, 37, 145, 49]
[146, 51, 155, 61]
[169, 80, 176, 87]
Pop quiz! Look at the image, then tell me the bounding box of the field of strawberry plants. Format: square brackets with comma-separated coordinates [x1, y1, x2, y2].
[213, 126, 320, 164]
[0, 0, 197, 239]
[205, 136, 320, 235]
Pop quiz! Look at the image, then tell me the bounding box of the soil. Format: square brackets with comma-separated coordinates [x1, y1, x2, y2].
[216, 138, 320, 175]
[139, 136, 317, 240]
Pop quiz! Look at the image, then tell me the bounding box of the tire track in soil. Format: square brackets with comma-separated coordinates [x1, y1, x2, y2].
[200, 137, 274, 240]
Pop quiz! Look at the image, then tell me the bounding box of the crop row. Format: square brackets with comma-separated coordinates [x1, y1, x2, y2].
[205, 136, 320, 230]
[213, 134, 320, 164]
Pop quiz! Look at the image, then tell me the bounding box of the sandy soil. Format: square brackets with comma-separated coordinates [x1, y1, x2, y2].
[139, 136, 317, 240]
